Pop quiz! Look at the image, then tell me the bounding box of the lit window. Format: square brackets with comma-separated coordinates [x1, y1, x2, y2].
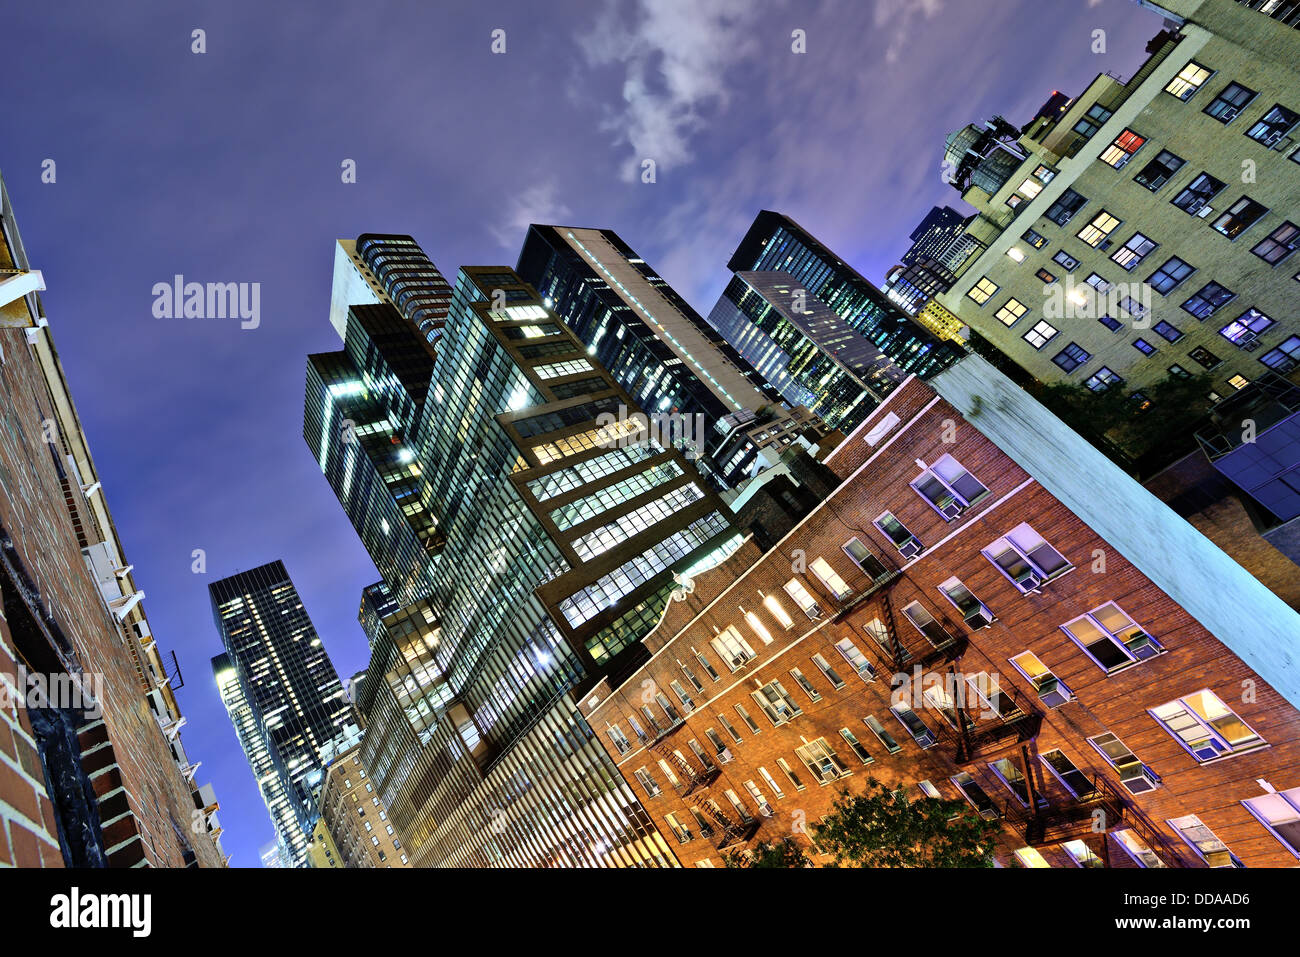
[809, 557, 852, 601]
[1015, 847, 1051, 868]
[1089, 732, 1158, 795]
[1114, 829, 1167, 868]
[1023, 319, 1058, 349]
[1212, 196, 1268, 240]
[910, 453, 988, 519]
[1150, 689, 1263, 762]
[795, 738, 850, 785]
[982, 523, 1072, 591]
[1220, 307, 1273, 345]
[1009, 650, 1072, 707]
[1099, 128, 1146, 168]
[710, 626, 756, 672]
[994, 297, 1029, 326]
[1061, 602, 1162, 672]
[966, 277, 999, 305]
[1076, 210, 1121, 247]
[1164, 61, 1212, 101]
[1227, 374, 1250, 391]
[834, 637, 876, 682]
[783, 578, 823, 619]
[1111, 232, 1158, 271]
[1168, 814, 1237, 867]
[1062, 840, 1103, 868]
[1242, 787, 1300, 858]
[762, 594, 794, 629]
[744, 611, 774, 646]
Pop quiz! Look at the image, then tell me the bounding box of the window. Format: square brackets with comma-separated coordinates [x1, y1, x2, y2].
[758, 766, 786, 800]
[901, 601, 954, 647]
[834, 637, 876, 682]
[874, 511, 922, 557]
[681, 661, 705, 694]
[669, 680, 695, 712]
[1114, 829, 1167, 868]
[1052, 342, 1091, 373]
[1045, 188, 1087, 226]
[1204, 81, 1257, 123]
[864, 715, 901, 754]
[789, 667, 821, 702]
[1171, 171, 1225, 215]
[812, 653, 845, 690]
[634, 767, 660, 797]
[862, 617, 901, 661]
[1099, 128, 1146, 168]
[918, 780, 941, 800]
[1040, 749, 1094, 798]
[1251, 221, 1300, 265]
[1062, 602, 1162, 672]
[1089, 732, 1158, 794]
[1227, 374, 1250, 391]
[1148, 256, 1194, 294]
[809, 557, 852, 600]
[1076, 210, 1121, 247]
[1084, 271, 1111, 293]
[951, 772, 998, 819]
[938, 577, 993, 628]
[990, 757, 1035, 807]
[1051, 249, 1080, 271]
[836, 727, 872, 765]
[842, 537, 887, 579]
[1182, 280, 1236, 319]
[1072, 102, 1112, 139]
[1242, 787, 1300, 857]
[1165, 60, 1212, 100]
[1168, 363, 1190, 378]
[1151, 689, 1263, 762]
[777, 757, 805, 791]
[783, 578, 823, 619]
[656, 759, 679, 789]
[1133, 338, 1156, 356]
[911, 454, 988, 519]
[1133, 149, 1185, 190]
[983, 523, 1072, 591]
[1153, 320, 1183, 343]
[1009, 650, 1072, 707]
[750, 679, 802, 727]
[1032, 164, 1055, 183]
[891, 702, 938, 749]
[744, 611, 774, 646]
[627, 713, 648, 743]
[1016, 177, 1043, 200]
[1085, 367, 1123, 392]
[710, 626, 756, 672]
[1062, 840, 1103, 868]
[734, 703, 761, 735]
[1111, 232, 1157, 271]
[717, 712, 743, 743]
[704, 728, 731, 762]
[655, 692, 682, 724]
[1245, 103, 1299, 146]
[694, 651, 720, 681]
[1015, 847, 1051, 868]
[1220, 308, 1274, 345]
[1169, 815, 1237, 867]
[758, 595, 793, 631]
[994, 297, 1028, 327]
[1023, 319, 1058, 349]
[1189, 345, 1223, 369]
[1035, 267, 1057, 285]
[664, 812, 692, 844]
[966, 277, 999, 305]
[1098, 314, 1122, 333]
[606, 725, 632, 755]
[1022, 227, 1048, 249]
[795, 738, 851, 785]
[1260, 336, 1300, 372]
[743, 780, 774, 816]
[1212, 196, 1268, 239]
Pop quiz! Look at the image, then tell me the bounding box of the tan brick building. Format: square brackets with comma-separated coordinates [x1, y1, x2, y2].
[317, 741, 410, 868]
[583, 356, 1300, 867]
[0, 173, 225, 867]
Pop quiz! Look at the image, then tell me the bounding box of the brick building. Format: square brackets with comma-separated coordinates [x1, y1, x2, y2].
[582, 354, 1300, 867]
[0, 173, 225, 867]
[316, 737, 410, 868]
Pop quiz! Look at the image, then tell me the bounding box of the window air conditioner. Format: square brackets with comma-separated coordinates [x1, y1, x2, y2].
[1015, 569, 1044, 592]
[1197, 205, 1214, 219]
[898, 538, 923, 559]
[1036, 676, 1072, 708]
[1119, 762, 1159, 795]
[1219, 107, 1239, 122]
[1124, 632, 1160, 660]
[964, 607, 995, 629]
[938, 500, 965, 520]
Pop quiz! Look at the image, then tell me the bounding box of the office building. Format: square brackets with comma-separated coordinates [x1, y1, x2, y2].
[937, 0, 1300, 413]
[0, 171, 225, 868]
[706, 270, 904, 431]
[209, 561, 354, 866]
[726, 210, 967, 380]
[584, 353, 1300, 867]
[516, 224, 831, 489]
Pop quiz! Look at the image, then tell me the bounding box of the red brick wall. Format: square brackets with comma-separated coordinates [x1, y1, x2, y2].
[584, 378, 1300, 868]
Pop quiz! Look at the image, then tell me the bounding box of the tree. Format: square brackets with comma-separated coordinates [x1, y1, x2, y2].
[722, 837, 812, 868]
[811, 779, 998, 868]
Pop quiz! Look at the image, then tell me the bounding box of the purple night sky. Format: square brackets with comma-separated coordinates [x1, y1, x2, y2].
[6, 0, 1164, 865]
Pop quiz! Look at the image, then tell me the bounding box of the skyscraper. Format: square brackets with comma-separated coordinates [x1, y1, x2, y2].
[706, 270, 906, 431]
[516, 224, 830, 488]
[727, 210, 967, 379]
[209, 561, 354, 866]
[305, 251, 744, 865]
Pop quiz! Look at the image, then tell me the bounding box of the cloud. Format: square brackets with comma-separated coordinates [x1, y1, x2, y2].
[488, 181, 573, 249]
[576, 0, 764, 181]
[873, 0, 946, 64]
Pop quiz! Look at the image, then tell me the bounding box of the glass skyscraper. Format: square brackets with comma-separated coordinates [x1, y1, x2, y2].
[727, 210, 967, 378]
[209, 560, 354, 866]
[304, 246, 742, 866]
[706, 270, 906, 432]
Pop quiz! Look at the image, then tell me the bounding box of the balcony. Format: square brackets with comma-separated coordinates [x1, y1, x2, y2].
[947, 710, 1043, 763]
[714, 819, 761, 852]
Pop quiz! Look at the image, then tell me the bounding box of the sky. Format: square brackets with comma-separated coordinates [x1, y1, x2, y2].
[5, 0, 1166, 866]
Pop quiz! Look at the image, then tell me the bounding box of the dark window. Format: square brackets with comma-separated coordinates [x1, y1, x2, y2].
[1189, 346, 1222, 370]
[1133, 338, 1157, 356]
[1035, 268, 1057, 284]
[1154, 320, 1184, 343]
[1085, 367, 1123, 392]
[1244, 104, 1299, 145]
[1073, 103, 1114, 139]
[1022, 228, 1049, 249]
[1251, 222, 1300, 265]
[1045, 189, 1088, 226]
[1052, 249, 1080, 271]
[1260, 336, 1300, 373]
[1168, 364, 1190, 379]
[1052, 342, 1091, 373]
[1171, 172, 1226, 214]
[1212, 197, 1268, 240]
[1204, 82, 1257, 123]
[1098, 314, 1123, 332]
[1182, 281, 1236, 320]
[1133, 149, 1185, 190]
[1148, 256, 1195, 294]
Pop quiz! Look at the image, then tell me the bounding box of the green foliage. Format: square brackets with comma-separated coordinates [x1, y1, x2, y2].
[722, 836, 812, 869]
[811, 779, 998, 868]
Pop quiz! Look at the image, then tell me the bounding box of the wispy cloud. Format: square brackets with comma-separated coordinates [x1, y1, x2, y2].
[873, 0, 946, 64]
[488, 181, 573, 249]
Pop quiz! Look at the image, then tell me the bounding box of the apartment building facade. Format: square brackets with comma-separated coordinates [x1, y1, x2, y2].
[0, 172, 225, 868]
[939, 0, 1300, 409]
[583, 355, 1300, 868]
[315, 738, 410, 868]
